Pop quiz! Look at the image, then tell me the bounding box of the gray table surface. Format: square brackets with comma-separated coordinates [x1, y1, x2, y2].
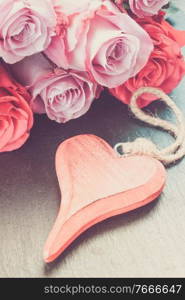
[0, 1, 185, 278]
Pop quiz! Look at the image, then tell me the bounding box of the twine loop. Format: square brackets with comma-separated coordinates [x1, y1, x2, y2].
[114, 87, 185, 166]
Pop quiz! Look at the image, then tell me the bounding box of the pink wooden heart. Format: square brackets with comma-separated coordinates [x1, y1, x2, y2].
[44, 134, 166, 263]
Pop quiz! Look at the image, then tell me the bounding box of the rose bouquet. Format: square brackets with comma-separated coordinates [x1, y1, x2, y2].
[0, 0, 184, 152]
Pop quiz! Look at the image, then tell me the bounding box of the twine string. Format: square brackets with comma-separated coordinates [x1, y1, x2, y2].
[114, 87, 185, 166]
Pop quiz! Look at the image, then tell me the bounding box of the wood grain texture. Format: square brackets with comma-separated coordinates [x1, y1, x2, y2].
[0, 1, 185, 278]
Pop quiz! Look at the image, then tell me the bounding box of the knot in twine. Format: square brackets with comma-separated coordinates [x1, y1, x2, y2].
[114, 87, 185, 166]
[117, 138, 159, 157]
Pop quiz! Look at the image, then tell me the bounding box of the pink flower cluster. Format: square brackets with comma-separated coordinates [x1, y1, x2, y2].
[10, 0, 153, 124]
[0, 0, 184, 152]
[115, 0, 169, 17]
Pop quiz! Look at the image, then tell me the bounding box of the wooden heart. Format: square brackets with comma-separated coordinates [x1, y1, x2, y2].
[44, 134, 166, 263]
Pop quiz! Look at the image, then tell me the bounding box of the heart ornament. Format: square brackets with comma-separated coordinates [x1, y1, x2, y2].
[44, 134, 166, 263]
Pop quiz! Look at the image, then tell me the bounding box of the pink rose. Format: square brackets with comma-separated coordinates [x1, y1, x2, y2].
[110, 15, 185, 107]
[0, 0, 57, 63]
[0, 64, 33, 152]
[11, 53, 102, 123]
[129, 0, 169, 17]
[46, 0, 153, 88]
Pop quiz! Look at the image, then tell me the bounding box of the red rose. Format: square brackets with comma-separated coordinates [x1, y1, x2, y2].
[110, 15, 185, 107]
[0, 64, 33, 152]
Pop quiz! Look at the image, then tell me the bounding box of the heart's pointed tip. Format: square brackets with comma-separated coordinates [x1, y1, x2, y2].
[43, 234, 64, 263]
[43, 247, 56, 263]
[43, 248, 51, 263]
